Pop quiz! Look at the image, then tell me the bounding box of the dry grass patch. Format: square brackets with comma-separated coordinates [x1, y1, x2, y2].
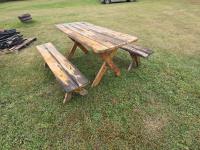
[144, 115, 169, 139]
[188, 0, 200, 4]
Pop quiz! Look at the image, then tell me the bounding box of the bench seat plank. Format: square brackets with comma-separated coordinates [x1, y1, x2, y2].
[37, 45, 79, 92]
[43, 43, 89, 87]
[121, 44, 153, 58]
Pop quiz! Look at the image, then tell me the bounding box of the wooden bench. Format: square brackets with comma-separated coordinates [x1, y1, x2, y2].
[36, 43, 89, 103]
[120, 44, 153, 71]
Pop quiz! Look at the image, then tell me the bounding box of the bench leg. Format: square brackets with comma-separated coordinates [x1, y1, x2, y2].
[128, 61, 134, 72]
[134, 55, 140, 67]
[128, 53, 140, 71]
[44, 63, 49, 69]
[63, 93, 72, 104]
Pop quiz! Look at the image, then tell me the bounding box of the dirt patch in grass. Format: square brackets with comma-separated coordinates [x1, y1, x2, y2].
[97, 120, 122, 143]
[188, 0, 200, 4]
[144, 116, 169, 138]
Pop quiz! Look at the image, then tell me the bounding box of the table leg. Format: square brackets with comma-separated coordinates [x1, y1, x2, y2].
[67, 41, 89, 59]
[91, 62, 108, 87]
[100, 51, 121, 76]
[67, 42, 77, 59]
[76, 42, 88, 54]
[70, 38, 89, 54]
[91, 50, 121, 87]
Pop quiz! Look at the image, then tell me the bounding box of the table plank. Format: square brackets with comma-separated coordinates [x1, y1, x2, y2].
[69, 23, 127, 47]
[56, 22, 138, 53]
[56, 24, 109, 53]
[63, 23, 115, 48]
[79, 22, 138, 43]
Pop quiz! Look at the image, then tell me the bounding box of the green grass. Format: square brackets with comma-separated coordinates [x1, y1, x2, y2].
[0, 0, 200, 149]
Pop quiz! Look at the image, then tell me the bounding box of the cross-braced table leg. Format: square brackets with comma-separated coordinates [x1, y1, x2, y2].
[67, 39, 89, 59]
[91, 62, 108, 87]
[91, 49, 121, 87]
[100, 51, 120, 76]
[76, 42, 88, 54]
[67, 42, 77, 59]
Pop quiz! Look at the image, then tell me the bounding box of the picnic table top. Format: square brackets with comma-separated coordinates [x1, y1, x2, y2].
[56, 22, 138, 53]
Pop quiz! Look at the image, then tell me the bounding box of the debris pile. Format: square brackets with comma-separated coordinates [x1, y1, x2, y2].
[0, 29, 24, 49]
[0, 29, 36, 54]
[18, 14, 32, 23]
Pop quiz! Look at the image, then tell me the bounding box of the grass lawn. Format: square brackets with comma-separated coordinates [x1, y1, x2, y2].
[0, 0, 200, 149]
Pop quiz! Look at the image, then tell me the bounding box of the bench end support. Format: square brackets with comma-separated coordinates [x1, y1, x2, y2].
[128, 53, 140, 71]
[63, 93, 72, 104]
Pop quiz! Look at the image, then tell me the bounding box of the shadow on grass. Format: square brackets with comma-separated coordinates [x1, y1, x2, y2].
[70, 52, 132, 80]
[12, 20, 39, 29]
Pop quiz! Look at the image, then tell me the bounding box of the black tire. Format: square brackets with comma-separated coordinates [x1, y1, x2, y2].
[104, 0, 111, 4]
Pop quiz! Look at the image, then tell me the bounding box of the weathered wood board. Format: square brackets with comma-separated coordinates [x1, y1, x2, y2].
[10, 37, 36, 51]
[121, 44, 153, 58]
[56, 22, 138, 54]
[43, 43, 89, 87]
[56, 24, 108, 53]
[0, 37, 36, 55]
[37, 44, 78, 92]
[36, 43, 89, 92]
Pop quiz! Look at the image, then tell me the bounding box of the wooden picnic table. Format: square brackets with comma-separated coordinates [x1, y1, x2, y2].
[56, 22, 138, 87]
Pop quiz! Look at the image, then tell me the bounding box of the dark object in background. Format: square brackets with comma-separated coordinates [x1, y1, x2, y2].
[0, 29, 24, 49]
[0, 29, 37, 54]
[100, 0, 136, 4]
[18, 13, 32, 22]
